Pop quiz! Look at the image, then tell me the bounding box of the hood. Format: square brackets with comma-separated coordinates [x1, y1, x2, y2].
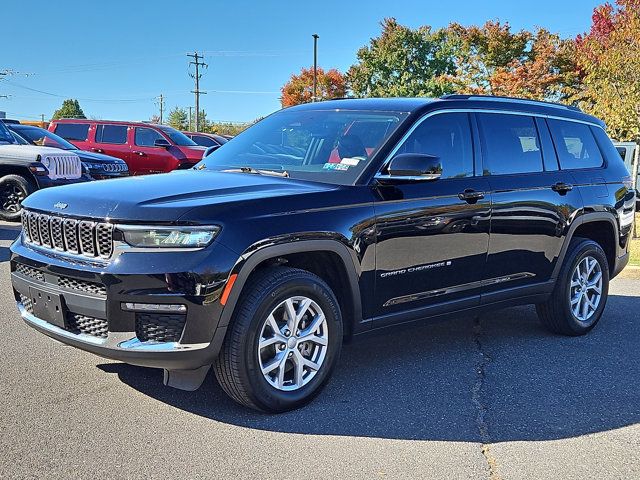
[74, 149, 126, 164]
[22, 170, 335, 222]
[176, 145, 207, 161]
[0, 144, 79, 162]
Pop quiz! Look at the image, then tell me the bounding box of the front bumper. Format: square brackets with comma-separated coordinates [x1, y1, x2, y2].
[10, 237, 237, 370]
[34, 175, 90, 189]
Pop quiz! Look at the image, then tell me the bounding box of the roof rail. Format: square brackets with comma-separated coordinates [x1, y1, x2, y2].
[440, 94, 582, 112]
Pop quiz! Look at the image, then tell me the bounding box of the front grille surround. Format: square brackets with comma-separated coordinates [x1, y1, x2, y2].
[22, 210, 113, 259]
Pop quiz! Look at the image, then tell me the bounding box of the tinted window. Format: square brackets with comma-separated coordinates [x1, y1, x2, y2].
[12, 126, 76, 150]
[0, 121, 17, 144]
[548, 120, 604, 170]
[616, 147, 627, 160]
[157, 126, 197, 146]
[135, 127, 164, 147]
[190, 134, 218, 147]
[396, 113, 473, 178]
[54, 123, 89, 142]
[478, 114, 543, 175]
[96, 124, 128, 144]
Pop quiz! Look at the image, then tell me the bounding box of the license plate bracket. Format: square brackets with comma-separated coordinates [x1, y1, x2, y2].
[29, 286, 67, 329]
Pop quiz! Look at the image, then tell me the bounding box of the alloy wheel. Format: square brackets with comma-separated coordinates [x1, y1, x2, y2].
[257, 296, 329, 391]
[569, 255, 603, 323]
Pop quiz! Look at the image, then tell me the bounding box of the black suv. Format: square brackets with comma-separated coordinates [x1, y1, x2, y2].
[10, 96, 636, 412]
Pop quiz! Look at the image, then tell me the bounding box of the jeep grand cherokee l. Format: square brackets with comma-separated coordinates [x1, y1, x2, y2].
[10, 96, 635, 412]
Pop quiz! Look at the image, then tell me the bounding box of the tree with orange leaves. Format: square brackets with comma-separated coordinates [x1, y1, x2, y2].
[280, 67, 347, 107]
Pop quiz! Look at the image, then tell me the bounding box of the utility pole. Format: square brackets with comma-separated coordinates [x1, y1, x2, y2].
[188, 106, 193, 131]
[40, 114, 45, 126]
[312, 34, 319, 102]
[188, 52, 207, 132]
[155, 94, 165, 124]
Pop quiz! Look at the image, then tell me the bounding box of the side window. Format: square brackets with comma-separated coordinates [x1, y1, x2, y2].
[191, 135, 216, 147]
[616, 147, 627, 161]
[477, 113, 543, 175]
[397, 112, 474, 179]
[135, 127, 164, 147]
[547, 119, 603, 169]
[54, 123, 89, 141]
[96, 125, 128, 144]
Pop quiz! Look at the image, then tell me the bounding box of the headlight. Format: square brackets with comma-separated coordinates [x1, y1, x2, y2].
[119, 226, 220, 248]
[40, 156, 51, 168]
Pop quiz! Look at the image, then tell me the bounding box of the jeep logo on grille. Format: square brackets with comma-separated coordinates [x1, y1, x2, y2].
[53, 202, 68, 210]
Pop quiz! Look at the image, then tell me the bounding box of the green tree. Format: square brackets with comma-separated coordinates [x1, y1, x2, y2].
[347, 18, 457, 98]
[166, 107, 188, 130]
[52, 99, 86, 120]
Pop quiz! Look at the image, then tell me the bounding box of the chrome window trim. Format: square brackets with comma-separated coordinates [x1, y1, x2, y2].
[374, 108, 605, 178]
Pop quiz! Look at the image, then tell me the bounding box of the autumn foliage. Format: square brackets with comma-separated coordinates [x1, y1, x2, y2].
[280, 67, 347, 107]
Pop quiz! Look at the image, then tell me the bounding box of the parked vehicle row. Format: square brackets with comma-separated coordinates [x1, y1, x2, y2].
[10, 95, 636, 413]
[50, 120, 206, 175]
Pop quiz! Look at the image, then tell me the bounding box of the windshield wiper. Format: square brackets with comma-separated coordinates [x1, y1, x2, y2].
[221, 166, 289, 178]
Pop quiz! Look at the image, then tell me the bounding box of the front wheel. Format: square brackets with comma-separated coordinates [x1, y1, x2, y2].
[0, 175, 35, 221]
[213, 267, 343, 412]
[536, 238, 609, 336]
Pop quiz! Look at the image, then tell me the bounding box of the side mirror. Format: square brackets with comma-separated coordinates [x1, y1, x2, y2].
[203, 145, 220, 158]
[154, 138, 171, 148]
[377, 153, 442, 182]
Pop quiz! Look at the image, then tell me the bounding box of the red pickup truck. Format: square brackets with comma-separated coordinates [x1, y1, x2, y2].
[49, 120, 206, 175]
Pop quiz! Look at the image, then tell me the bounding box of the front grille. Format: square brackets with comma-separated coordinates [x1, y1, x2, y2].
[22, 210, 113, 259]
[15, 263, 45, 282]
[67, 314, 108, 338]
[57, 277, 107, 296]
[135, 313, 186, 343]
[46, 154, 82, 179]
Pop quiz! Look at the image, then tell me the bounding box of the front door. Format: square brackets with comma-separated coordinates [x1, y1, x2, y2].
[373, 112, 491, 325]
[130, 127, 174, 174]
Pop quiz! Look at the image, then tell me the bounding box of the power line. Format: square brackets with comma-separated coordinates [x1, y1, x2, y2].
[188, 52, 207, 132]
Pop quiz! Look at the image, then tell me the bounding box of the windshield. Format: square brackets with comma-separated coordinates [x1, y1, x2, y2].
[197, 109, 408, 185]
[12, 126, 77, 150]
[0, 121, 16, 144]
[158, 126, 198, 146]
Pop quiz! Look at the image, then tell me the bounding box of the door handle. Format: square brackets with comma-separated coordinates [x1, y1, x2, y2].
[92, 148, 104, 153]
[551, 182, 573, 194]
[458, 189, 485, 203]
[132, 151, 146, 157]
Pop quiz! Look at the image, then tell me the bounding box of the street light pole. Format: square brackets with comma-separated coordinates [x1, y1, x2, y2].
[312, 34, 319, 102]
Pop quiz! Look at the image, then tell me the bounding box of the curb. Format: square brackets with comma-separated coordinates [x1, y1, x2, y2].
[617, 265, 640, 280]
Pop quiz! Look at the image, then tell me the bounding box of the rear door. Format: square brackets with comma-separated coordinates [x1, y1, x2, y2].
[372, 112, 491, 324]
[94, 124, 131, 164]
[477, 112, 583, 299]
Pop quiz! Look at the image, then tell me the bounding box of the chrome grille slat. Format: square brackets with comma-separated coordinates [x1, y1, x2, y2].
[22, 210, 113, 259]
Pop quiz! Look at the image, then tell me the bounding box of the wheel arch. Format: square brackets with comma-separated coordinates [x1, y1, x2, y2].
[0, 165, 39, 185]
[552, 212, 619, 280]
[218, 239, 363, 337]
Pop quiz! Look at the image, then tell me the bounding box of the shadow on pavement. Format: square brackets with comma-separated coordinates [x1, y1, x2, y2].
[99, 292, 640, 443]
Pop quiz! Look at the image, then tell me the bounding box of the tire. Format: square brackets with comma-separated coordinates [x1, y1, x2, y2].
[213, 266, 343, 412]
[0, 174, 35, 221]
[536, 238, 609, 336]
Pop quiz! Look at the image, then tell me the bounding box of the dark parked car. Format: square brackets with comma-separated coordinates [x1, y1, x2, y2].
[10, 96, 635, 412]
[183, 131, 228, 148]
[49, 120, 205, 175]
[6, 122, 129, 180]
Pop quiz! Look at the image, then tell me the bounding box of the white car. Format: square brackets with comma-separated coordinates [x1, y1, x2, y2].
[613, 142, 639, 207]
[0, 121, 84, 221]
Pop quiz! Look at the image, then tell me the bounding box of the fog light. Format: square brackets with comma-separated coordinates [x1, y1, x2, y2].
[121, 302, 187, 313]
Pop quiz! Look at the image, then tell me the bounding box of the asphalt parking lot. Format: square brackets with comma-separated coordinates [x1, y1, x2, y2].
[0, 224, 638, 479]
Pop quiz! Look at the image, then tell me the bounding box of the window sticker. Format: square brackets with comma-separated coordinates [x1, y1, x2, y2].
[323, 163, 349, 171]
[340, 157, 361, 166]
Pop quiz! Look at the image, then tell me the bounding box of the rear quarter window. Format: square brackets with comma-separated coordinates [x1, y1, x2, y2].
[96, 124, 128, 144]
[54, 123, 89, 142]
[547, 119, 603, 170]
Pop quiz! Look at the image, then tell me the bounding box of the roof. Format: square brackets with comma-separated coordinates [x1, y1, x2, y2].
[52, 119, 174, 128]
[287, 95, 605, 127]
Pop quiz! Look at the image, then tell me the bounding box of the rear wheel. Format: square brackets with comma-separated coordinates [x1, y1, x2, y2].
[0, 175, 35, 221]
[536, 238, 609, 336]
[213, 267, 343, 412]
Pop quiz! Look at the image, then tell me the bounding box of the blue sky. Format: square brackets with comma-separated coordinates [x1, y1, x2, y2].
[0, 0, 601, 124]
